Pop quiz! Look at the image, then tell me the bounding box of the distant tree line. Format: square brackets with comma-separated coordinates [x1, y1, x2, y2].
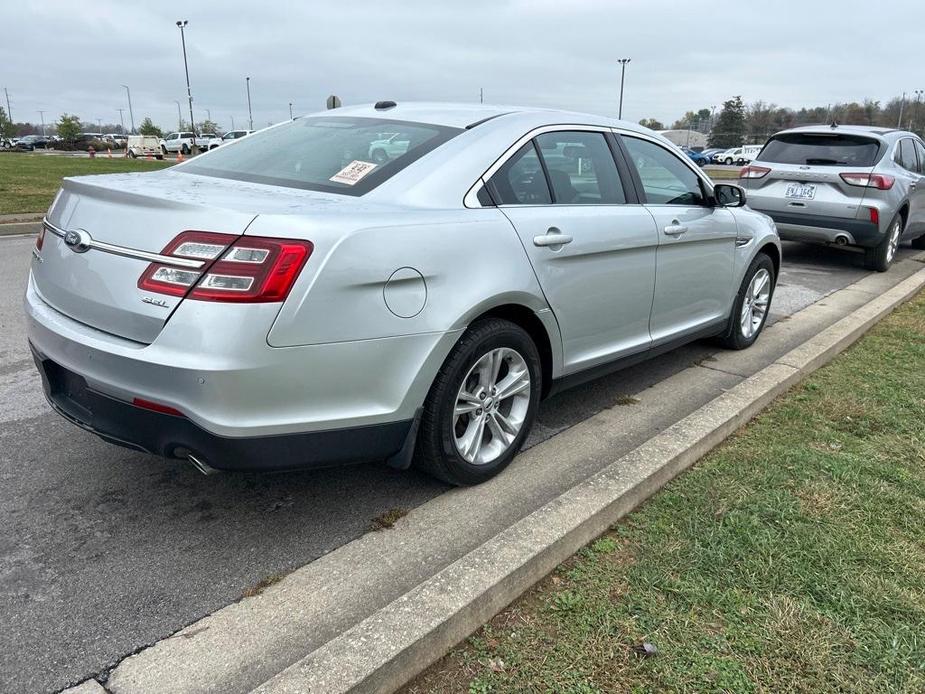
[639, 93, 925, 148]
[0, 112, 224, 140]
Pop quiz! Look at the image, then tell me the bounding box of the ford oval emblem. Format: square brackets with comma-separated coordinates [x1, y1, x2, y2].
[64, 229, 91, 253]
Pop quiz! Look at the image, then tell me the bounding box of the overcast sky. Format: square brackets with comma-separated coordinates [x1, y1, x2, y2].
[3, 0, 922, 132]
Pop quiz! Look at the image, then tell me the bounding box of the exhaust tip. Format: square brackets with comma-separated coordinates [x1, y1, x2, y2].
[834, 234, 850, 246]
[187, 452, 220, 476]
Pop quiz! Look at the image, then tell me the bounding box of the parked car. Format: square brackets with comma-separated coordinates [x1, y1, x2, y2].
[716, 145, 762, 166]
[126, 135, 164, 159]
[681, 147, 710, 167]
[0, 137, 13, 149]
[207, 129, 254, 149]
[368, 132, 411, 163]
[741, 125, 925, 271]
[159, 131, 212, 155]
[701, 148, 725, 163]
[26, 102, 780, 485]
[15, 134, 51, 150]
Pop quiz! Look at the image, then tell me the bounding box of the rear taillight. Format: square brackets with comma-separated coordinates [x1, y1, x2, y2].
[840, 172, 895, 190]
[138, 231, 313, 303]
[740, 165, 771, 179]
[36, 224, 46, 251]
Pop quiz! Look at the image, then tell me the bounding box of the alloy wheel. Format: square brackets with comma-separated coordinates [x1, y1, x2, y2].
[886, 219, 901, 264]
[453, 347, 531, 466]
[740, 268, 771, 339]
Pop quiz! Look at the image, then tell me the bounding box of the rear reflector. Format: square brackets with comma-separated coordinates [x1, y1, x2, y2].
[868, 207, 880, 226]
[740, 165, 771, 179]
[138, 231, 313, 303]
[133, 397, 185, 417]
[840, 172, 895, 190]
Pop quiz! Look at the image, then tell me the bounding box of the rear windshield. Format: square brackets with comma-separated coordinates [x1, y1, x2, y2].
[757, 133, 881, 167]
[180, 116, 461, 195]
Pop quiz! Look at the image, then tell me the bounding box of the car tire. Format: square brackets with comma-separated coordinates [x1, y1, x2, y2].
[156, 155, 163, 160]
[724, 157, 733, 165]
[128, 150, 137, 159]
[415, 318, 542, 486]
[717, 253, 776, 350]
[181, 144, 190, 155]
[160, 145, 168, 155]
[864, 214, 903, 272]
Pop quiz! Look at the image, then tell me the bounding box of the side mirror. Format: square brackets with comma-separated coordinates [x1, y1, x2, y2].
[714, 183, 747, 207]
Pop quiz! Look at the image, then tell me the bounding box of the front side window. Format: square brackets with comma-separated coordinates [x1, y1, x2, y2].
[534, 131, 626, 204]
[486, 142, 551, 205]
[180, 116, 461, 196]
[622, 136, 706, 206]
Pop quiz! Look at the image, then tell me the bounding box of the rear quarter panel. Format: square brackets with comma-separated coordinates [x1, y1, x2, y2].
[252, 208, 552, 347]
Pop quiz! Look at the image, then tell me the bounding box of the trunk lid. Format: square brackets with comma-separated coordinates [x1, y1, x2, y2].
[32, 170, 354, 343]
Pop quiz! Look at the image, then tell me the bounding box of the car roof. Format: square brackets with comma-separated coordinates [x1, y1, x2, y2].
[773, 124, 918, 141]
[315, 101, 653, 134]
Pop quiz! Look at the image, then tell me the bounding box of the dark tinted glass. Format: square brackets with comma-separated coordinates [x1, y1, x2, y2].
[535, 131, 625, 204]
[487, 142, 552, 205]
[181, 117, 461, 196]
[757, 133, 880, 166]
[622, 136, 706, 206]
[915, 141, 925, 174]
[898, 139, 919, 172]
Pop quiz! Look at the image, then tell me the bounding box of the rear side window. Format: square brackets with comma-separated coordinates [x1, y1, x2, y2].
[486, 142, 552, 205]
[915, 141, 925, 174]
[535, 131, 626, 204]
[897, 139, 919, 173]
[180, 116, 461, 196]
[757, 133, 880, 166]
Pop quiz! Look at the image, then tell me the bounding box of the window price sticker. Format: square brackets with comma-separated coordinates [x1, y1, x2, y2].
[330, 160, 378, 185]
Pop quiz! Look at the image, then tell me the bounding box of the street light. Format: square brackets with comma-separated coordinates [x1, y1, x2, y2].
[3, 87, 12, 126]
[37, 110, 46, 137]
[205, 108, 211, 124]
[174, 100, 182, 130]
[245, 77, 253, 130]
[117, 108, 125, 135]
[176, 20, 198, 153]
[912, 89, 924, 132]
[289, 102, 293, 120]
[617, 58, 631, 120]
[121, 85, 135, 134]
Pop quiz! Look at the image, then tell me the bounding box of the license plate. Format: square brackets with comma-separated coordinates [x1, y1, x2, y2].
[785, 183, 816, 200]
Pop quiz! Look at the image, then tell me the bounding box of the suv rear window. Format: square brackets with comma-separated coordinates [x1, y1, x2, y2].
[757, 133, 881, 167]
[180, 116, 461, 195]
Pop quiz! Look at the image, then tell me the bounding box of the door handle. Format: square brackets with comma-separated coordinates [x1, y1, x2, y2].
[533, 228, 573, 248]
[663, 221, 688, 236]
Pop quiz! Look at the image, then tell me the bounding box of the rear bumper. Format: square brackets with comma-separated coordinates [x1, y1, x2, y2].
[32, 348, 414, 471]
[751, 209, 882, 248]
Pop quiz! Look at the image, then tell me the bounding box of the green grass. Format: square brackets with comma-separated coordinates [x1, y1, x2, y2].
[407, 291, 925, 694]
[0, 153, 173, 215]
[706, 166, 743, 180]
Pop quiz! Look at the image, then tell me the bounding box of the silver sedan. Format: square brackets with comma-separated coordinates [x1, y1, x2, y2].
[26, 102, 781, 485]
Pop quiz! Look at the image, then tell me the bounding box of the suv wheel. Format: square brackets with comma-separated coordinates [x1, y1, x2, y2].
[724, 157, 733, 165]
[718, 253, 776, 350]
[415, 318, 541, 486]
[181, 144, 190, 155]
[865, 214, 903, 272]
[160, 145, 168, 155]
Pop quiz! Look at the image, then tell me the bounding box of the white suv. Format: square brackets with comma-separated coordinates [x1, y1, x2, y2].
[207, 129, 254, 150]
[717, 145, 762, 166]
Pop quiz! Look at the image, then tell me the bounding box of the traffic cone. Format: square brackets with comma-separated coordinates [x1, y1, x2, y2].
[146, 152, 152, 160]
[177, 151, 184, 162]
[107, 148, 112, 158]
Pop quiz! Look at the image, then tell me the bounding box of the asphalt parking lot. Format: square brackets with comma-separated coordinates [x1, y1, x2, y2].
[0, 233, 916, 693]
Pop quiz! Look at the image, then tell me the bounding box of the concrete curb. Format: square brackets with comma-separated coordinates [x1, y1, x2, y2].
[0, 221, 41, 236]
[251, 264, 925, 694]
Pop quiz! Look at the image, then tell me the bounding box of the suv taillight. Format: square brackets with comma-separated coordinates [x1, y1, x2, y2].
[840, 172, 895, 190]
[36, 224, 46, 251]
[138, 231, 313, 303]
[740, 165, 770, 179]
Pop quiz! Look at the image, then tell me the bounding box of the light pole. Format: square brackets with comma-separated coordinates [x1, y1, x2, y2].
[174, 100, 182, 130]
[117, 108, 125, 134]
[176, 20, 198, 153]
[37, 110, 46, 136]
[617, 58, 631, 120]
[480, 88, 483, 104]
[231, 115, 235, 130]
[96, 118, 103, 133]
[3, 87, 12, 126]
[897, 91, 907, 129]
[121, 85, 135, 134]
[246, 77, 253, 130]
[289, 102, 293, 120]
[911, 89, 923, 132]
